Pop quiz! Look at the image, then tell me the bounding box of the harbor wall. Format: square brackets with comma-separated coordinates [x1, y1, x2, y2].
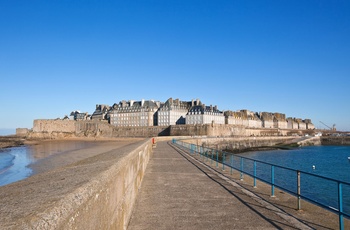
[321, 136, 350, 145]
[179, 136, 299, 151]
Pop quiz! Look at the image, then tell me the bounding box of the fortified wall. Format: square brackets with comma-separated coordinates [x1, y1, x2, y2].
[29, 120, 170, 138]
[29, 119, 317, 139]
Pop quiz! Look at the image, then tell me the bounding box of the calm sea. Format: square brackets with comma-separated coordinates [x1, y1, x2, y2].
[236, 146, 350, 215]
[0, 147, 33, 186]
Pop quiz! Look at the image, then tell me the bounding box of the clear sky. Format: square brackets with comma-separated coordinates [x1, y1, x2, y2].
[1, 0, 349, 134]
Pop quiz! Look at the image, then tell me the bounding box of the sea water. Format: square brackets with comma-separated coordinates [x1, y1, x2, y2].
[0, 141, 97, 186]
[0, 147, 34, 186]
[236, 146, 350, 215]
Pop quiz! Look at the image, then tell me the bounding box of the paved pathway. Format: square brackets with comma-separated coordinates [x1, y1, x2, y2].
[127, 141, 335, 230]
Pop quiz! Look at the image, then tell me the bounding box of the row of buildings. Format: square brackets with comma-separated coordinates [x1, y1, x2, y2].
[69, 98, 315, 130]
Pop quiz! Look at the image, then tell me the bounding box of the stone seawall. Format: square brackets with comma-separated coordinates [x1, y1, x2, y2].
[169, 124, 310, 137]
[0, 139, 153, 230]
[321, 136, 350, 145]
[179, 136, 306, 151]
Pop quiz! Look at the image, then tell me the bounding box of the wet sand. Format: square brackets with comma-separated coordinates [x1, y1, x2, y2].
[26, 138, 145, 174]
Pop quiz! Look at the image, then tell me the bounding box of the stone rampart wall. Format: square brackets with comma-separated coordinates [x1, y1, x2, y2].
[32, 119, 76, 133]
[15, 128, 30, 137]
[30, 119, 315, 139]
[30, 120, 170, 138]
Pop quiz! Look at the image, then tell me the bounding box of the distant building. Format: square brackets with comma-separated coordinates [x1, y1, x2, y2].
[70, 111, 89, 121]
[91, 104, 110, 121]
[259, 112, 274, 128]
[259, 112, 287, 129]
[109, 99, 160, 127]
[286, 117, 314, 130]
[225, 110, 262, 128]
[295, 118, 306, 130]
[157, 98, 192, 126]
[304, 119, 315, 130]
[286, 117, 298, 129]
[186, 102, 225, 125]
[273, 113, 287, 129]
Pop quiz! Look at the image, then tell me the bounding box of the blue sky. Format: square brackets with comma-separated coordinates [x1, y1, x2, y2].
[1, 0, 349, 134]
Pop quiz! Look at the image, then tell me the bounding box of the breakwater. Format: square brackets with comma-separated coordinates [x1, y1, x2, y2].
[321, 136, 350, 145]
[0, 139, 153, 229]
[179, 136, 303, 152]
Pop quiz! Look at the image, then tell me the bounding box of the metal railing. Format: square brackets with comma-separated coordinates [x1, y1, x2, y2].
[172, 139, 350, 230]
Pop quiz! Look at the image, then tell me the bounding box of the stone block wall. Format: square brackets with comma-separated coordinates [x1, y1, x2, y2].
[16, 128, 30, 137]
[33, 119, 76, 133]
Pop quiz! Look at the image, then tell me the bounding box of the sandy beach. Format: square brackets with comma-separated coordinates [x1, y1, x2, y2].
[26, 138, 145, 174]
[0, 137, 145, 179]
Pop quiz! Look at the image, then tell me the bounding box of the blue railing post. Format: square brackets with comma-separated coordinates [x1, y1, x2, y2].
[254, 161, 257, 188]
[190, 144, 194, 154]
[297, 171, 301, 210]
[216, 151, 219, 168]
[271, 165, 275, 197]
[240, 157, 244, 180]
[222, 153, 226, 171]
[230, 155, 233, 175]
[338, 182, 344, 230]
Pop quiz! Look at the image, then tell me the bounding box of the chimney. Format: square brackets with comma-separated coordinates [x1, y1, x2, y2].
[214, 105, 217, 111]
[196, 99, 200, 106]
[192, 99, 194, 107]
[130, 100, 134, 106]
[141, 99, 145, 107]
[210, 105, 213, 112]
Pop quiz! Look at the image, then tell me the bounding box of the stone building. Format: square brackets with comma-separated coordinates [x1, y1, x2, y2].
[157, 98, 192, 126]
[70, 111, 89, 120]
[304, 119, 315, 130]
[225, 110, 262, 128]
[286, 117, 298, 129]
[109, 99, 160, 127]
[91, 104, 110, 121]
[259, 112, 274, 128]
[225, 110, 246, 126]
[259, 112, 287, 129]
[186, 103, 225, 125]
[296, 118, 306, 130]
[273, 113, 287, 129]
[286, 117, 314, 130]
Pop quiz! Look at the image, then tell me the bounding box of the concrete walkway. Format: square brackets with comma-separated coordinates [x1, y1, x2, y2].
[127, 141, 339, 230]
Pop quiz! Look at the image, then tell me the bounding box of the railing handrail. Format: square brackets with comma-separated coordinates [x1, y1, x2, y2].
[172, 139, 349, 230]
[185, 141, 350, 186]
